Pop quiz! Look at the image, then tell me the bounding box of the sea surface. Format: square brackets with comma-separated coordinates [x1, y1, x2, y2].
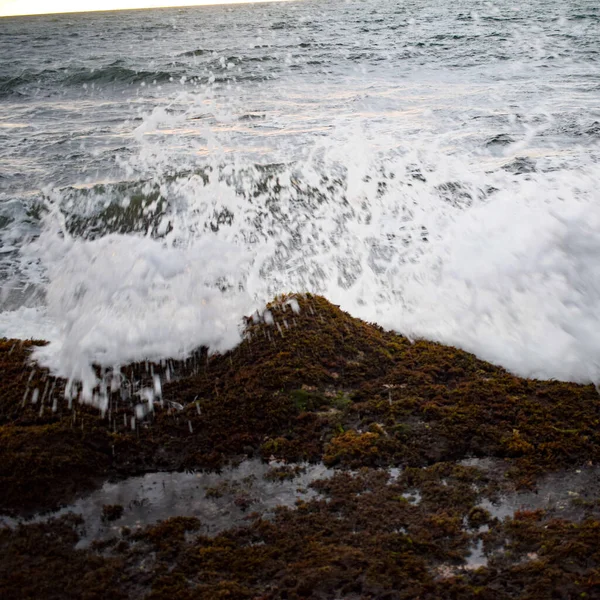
[0, 0, 599, 399]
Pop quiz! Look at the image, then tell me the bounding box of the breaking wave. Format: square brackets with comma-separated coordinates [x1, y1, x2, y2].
[3, 104, 598, 405]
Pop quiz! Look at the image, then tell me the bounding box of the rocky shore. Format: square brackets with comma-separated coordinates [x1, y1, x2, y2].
[2, 295, 600, 598]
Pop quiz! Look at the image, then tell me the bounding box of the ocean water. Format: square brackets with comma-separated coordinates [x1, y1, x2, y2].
[0, 0, 599, 401]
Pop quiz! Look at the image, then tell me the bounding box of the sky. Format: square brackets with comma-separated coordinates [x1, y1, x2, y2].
[0, 0, 286, 17]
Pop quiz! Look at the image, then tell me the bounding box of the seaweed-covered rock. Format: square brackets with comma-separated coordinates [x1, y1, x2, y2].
[2, 295, 600, 598]
[1, 294, 600, 514]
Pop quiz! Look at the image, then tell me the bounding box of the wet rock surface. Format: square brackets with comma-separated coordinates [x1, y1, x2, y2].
[0, 459, 332, 546]
[2, 295, 600, 598]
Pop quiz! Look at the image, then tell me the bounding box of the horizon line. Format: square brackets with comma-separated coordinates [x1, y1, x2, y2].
[0, 0, 293, 19]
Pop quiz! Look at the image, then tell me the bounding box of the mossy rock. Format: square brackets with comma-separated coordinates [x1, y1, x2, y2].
[1, 294, 600, 516]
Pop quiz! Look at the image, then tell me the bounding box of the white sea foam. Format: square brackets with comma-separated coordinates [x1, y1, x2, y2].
[375, 168, 600, 383]
[25, 215, 252, 399]
[0, 306, 58, 343]
[6, 122, 599, 402]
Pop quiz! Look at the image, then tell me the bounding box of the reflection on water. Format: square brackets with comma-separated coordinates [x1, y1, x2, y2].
[479, 465, 600, 522]
[0, 459, 332, 547]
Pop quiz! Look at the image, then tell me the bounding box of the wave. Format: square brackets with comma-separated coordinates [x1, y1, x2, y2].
[65, 65, 174, 85]
[0, 63, 175, 97]
[0, 56, 280, 93]
[10, 129, 599, 409]
[0, 72, 44, 98]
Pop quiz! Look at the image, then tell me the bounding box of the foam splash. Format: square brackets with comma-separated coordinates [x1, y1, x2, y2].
[381, 169, 600, 383]
[4, 88, 600, 403]
[25, 216, 251, 401]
